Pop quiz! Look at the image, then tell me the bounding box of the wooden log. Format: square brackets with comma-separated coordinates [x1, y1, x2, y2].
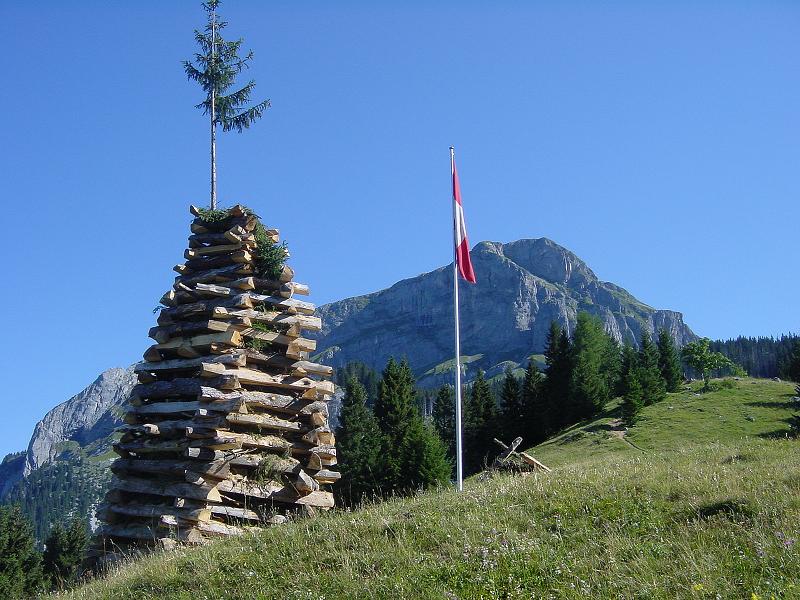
[216, 479, 308, 503]
[209, 431, 293, 453]
[185, 243, 246, 259]
[134, 352, 246, 374]
[173, 261, 252, 277]
[184, 250, 252, 271]
[199, 386, 327, 416]
[294, 470, 319, 493]
[145, 330, 241, 361]
[213, 308, 321, 332]
[128, 399, 243, 417]
[247, 293, 315, 315]
[113, 438, 191, 456]
[518, 451, 552, 473]
[188, 230, 254, 248]
[101, 502, 212, 523]
[160, 515, 245, 538]
[157, 296, 254, 325]
[226, 412, 305, 433]
[112, 458, 231, 480]
[133, 376, 240, 401]
[189, 436, 242, 451]
[100, 523, 206, 545]
[210, 505, 260, 522]
[110, 475, 222, 502]
[313, 469, 341, 484]
[199, 366, 332, 397]
[148, 319, 234, 344]
[241, 349, 333, 377]
[239, 329, 316, 355]
[302, 427, 335, 446]
[174, 264, 252, 289]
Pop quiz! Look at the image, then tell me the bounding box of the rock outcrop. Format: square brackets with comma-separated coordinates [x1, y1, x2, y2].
[312, 238, 696, 384]
[23, 367, 137, 477]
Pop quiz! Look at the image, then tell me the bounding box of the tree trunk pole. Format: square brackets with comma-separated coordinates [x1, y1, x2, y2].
[210, 6, 217, 209]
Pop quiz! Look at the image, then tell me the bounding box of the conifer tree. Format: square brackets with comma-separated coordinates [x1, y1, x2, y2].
[499, 368, 524, 440]
[374, 358, 418, 491]
[43, 518, 87, 590]
[618, 342, 638, 396]
[521, 360, 547, 443]
[398, 418, 452, 491]
[431, 386, 456, 461]
[184, 0, 270, 208]
[0, 506, 44, 598]
[570, 313, 611, 421]
[464, 370, 497, 474]
[336, 378, 383, 505]
[785, 339, 800, 386]
[638, 331, 667, 405]
[543, 321, 574, 431]
[602, 335, 623, 396]
[656, 328, 683, 393]
[622, 356, 644, 427]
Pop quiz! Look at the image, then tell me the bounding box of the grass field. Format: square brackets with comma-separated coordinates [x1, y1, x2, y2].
[62, 378, 799, 599]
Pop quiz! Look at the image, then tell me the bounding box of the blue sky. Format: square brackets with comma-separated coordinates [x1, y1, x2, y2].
[1, 1, 798, 457]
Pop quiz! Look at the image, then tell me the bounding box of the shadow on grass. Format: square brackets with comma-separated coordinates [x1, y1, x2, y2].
[758, 416, 798, 439]
[692, 498, 756, 523]
[745, 400, 796, 409]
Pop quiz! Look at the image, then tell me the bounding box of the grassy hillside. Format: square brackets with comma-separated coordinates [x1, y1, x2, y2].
[531, 378, 796, 467]
[63, 379, 799, 599]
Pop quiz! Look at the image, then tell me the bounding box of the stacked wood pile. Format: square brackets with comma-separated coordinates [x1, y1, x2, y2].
[96, 205, 337, 555]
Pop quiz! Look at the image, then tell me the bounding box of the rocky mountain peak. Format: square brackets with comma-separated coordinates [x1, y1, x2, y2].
[312, 237, 696, 385]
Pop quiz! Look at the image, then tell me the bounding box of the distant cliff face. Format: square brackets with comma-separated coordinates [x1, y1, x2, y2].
[23, 367, 137, 477]
[312, 238, 696, 385]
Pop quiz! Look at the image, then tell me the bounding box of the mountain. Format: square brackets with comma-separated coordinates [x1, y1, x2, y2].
[313, 238, 695, 386]
[0, 367, 136, 539]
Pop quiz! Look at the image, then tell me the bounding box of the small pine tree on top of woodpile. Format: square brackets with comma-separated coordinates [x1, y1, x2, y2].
[184, 0, 270, 208]
[95, 205, 337, 561]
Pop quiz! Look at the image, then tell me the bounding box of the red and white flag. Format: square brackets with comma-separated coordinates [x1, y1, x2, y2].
[451, 152, 477, 283]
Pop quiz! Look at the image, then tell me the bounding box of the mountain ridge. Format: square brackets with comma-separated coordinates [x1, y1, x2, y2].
[312, 237, 695, 385]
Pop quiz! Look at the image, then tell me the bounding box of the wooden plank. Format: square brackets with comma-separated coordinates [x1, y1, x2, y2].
[226, 412, 305, 433]
[160, 515, 245, 538]
[200, 366, 332, 397]
[110, 475, 222, 502]
[210, 505, 260, 522]
[112, 458, 231, 480]
[102, 502, 212, 523]
[147, 330, 241, 359]
[113, 438, 191, 456]
[134, 352, 246, 374]
[247, 293, 315, 315]
[301, 427, 335, 446]
[518, 451, 552, 473]
[134, 376, 240, 401]
[185, 243, 245, 259]
[148, 320, 233, 344]
[184, 250, 252, 271]
[199, 386, 327, 416]
[213, 308, 321, 332]
[241, 350, 332, 377]
[100, 523, 206, 545]
[174, 264, 252, 288]
[313, 469, 341, 484]
[128, 398, 243, 417]
[157, 296, 254, 325]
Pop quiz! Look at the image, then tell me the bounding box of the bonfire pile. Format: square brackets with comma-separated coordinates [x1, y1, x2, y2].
[97, 205, 337, 554]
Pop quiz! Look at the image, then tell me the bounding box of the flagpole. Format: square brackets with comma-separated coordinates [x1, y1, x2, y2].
[450, 145, 464, 492]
